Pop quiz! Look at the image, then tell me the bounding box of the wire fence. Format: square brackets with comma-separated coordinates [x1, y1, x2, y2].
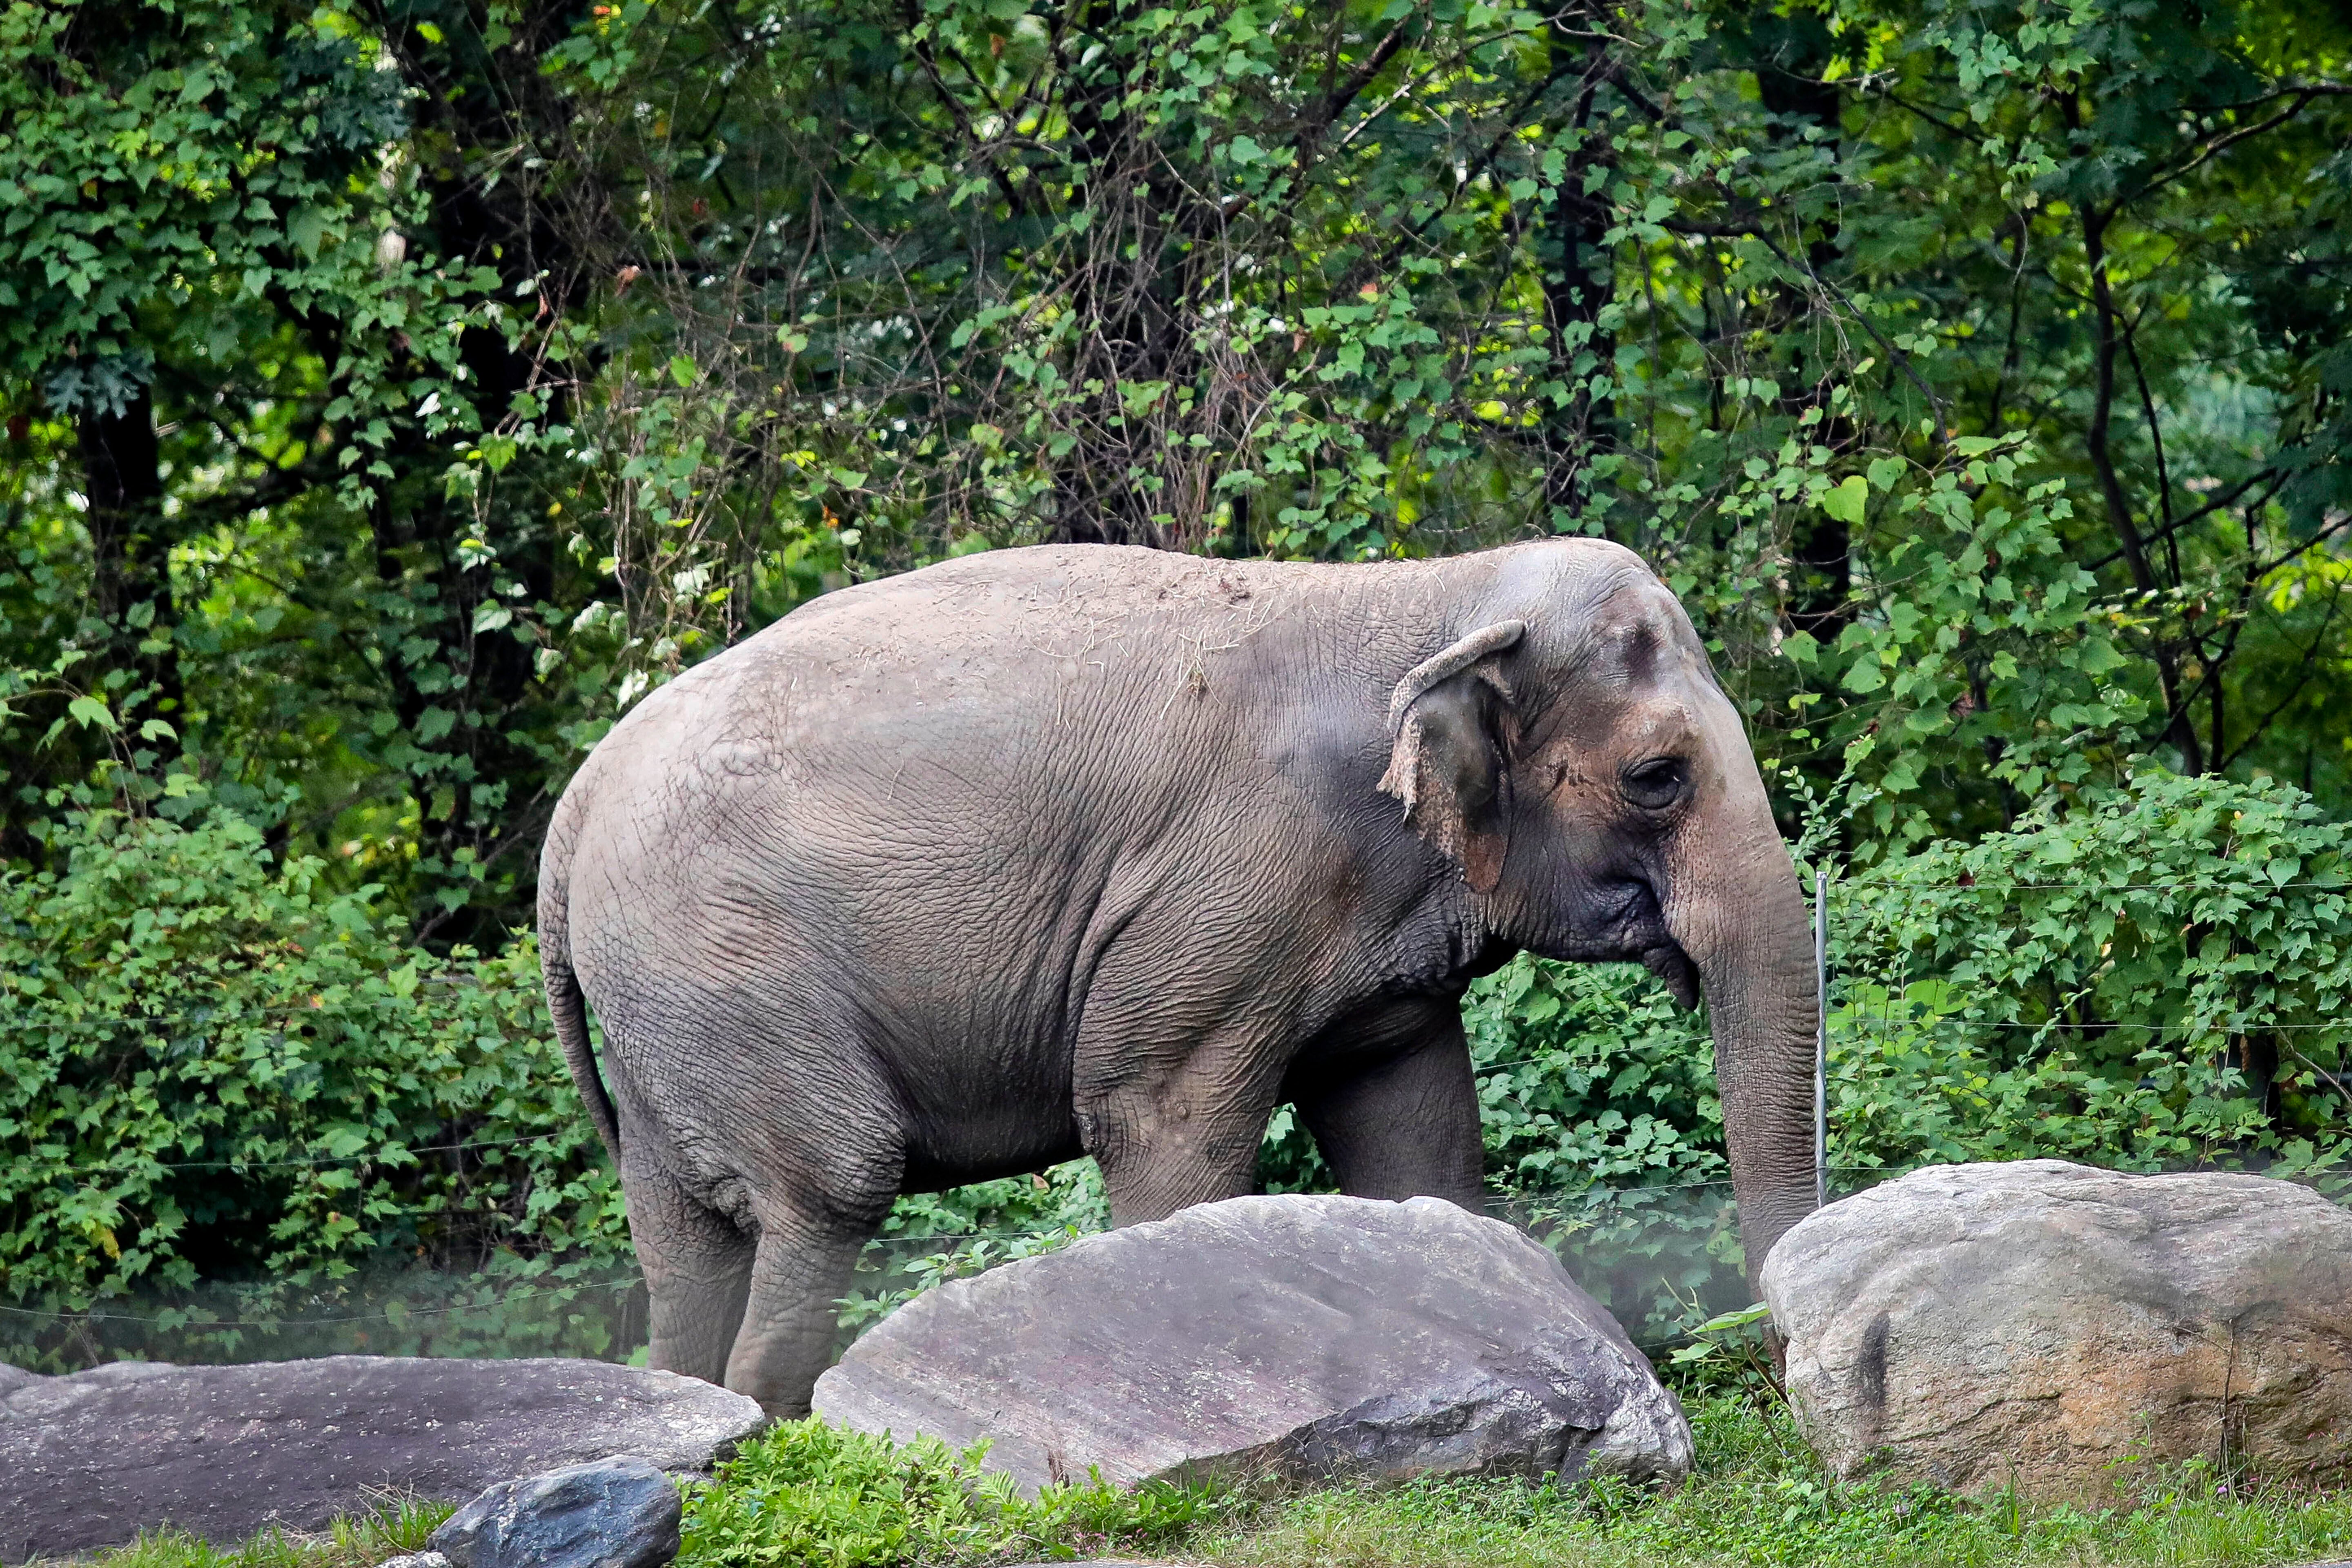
[17, 1013, 2344, 1185]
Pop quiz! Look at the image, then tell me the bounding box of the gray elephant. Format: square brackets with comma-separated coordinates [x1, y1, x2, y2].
[540, 538, 1820, 1415]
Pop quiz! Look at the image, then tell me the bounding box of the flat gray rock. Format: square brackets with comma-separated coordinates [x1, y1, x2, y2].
[0, 1355, 764, 1562]
[814, 1193, 1689, 1492]
[1761, 1160, 2352, 1501]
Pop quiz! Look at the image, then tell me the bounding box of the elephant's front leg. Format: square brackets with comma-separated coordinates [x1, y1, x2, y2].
[1074, 1031, 1289, 1226]
[1293, 1002, 1485, 1208]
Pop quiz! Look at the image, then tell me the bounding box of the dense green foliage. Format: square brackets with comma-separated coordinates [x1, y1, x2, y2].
[0, 794, 626, 1361]
[5, 0, 2348, 920]
[1833, 769, 2352, 1177]
[74, 1395, 2352, 1568]
[1, 0, 2348, 1327]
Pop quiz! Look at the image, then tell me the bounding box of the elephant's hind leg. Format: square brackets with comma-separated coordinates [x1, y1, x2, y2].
[622, 1153, 756, 1385]
[1076, 1026, 1288, 1225]
[726, 1194, 887, 1417]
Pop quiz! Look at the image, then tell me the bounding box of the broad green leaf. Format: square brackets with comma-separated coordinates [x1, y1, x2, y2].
[1820, 474, 1870, 523]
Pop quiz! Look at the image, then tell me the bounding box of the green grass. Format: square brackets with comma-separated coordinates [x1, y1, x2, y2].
[61, 1495, 450, 1568]
[677, 1414, 1217, 1566]
[1193, 1394, 2352, 1568]
[64, 1394, 2352, 1568]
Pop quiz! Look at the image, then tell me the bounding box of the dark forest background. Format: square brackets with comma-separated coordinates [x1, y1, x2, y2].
[2, 0, 2347, 1351]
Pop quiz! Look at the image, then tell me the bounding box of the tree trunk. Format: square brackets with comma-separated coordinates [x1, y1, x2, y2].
[1541, 14, 1617, 521]
[78, 383, 183, 755]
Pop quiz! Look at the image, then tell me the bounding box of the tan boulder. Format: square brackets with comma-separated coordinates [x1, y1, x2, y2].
[1760, 1160, 2352, 1500]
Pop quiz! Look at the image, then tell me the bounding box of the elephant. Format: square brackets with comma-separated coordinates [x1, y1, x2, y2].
[539, 537, 1821, 1416]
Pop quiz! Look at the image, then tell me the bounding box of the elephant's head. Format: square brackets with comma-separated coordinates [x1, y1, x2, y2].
[1381, 539, 1820, 1282]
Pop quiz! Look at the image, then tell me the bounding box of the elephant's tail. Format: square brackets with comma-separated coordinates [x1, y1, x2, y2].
[540, 788, 622, 1165]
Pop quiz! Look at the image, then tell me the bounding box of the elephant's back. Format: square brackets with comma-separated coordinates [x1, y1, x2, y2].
[552, 547, 1344, 1165]
[584, 545, 1335, 808]
[556, 548, 1297, 1013]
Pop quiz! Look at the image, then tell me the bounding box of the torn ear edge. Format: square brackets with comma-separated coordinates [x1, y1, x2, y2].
[1378, 621, 1526, 894]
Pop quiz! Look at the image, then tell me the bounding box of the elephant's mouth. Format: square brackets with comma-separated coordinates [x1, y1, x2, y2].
[1526, 875, 1688, 993]
[1640, 942, 1701, 1009]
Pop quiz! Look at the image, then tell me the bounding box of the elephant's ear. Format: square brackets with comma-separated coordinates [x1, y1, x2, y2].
[1378, 621, 1526, 894]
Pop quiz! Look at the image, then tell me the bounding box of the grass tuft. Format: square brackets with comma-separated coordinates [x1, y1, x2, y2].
[679, 1414, 1218, 1566]
[61, 1494, 448, 1568]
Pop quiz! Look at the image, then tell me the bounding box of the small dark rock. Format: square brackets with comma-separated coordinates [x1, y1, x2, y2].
[431, 1456, 681, 1568]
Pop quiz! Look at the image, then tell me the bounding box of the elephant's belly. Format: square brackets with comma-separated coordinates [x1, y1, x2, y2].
[884, 1027, 1088, 1193]
[897, 1120, 1087, 1194]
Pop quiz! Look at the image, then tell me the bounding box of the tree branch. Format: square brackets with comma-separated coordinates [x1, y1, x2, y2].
[2219, 575, 2343, 773]
[1309, 16, 1416, 136]
[2128, 90, 2333, 205]
[1746, 227, 1951, 450]
[2079, 197, 2203, 771]
[2084, 468, 2283, 574]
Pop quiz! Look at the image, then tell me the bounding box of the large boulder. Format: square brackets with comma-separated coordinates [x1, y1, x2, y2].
[0, 1356, 765, 1562]
[1761, 1160, 2352, 1500]
[813, 1193, 1690, 1493]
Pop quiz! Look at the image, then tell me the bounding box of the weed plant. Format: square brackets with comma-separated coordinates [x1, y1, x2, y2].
[677, 1416, 1215, 1566]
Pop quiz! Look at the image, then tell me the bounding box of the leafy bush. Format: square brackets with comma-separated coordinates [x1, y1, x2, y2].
[835, 1225, 1090, 1336]
[1832, 767, 2352, 1187]
[0, 797, 628, 1321]
[9, 768, 2345, 1370]
[678, 1417, 1218, 1568]
[1455, 958, 1747, 1342]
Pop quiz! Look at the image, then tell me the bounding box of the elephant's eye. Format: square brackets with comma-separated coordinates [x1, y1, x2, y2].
[1621, 756, 1688, 811]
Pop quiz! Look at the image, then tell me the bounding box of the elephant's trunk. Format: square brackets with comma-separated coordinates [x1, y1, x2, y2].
[1663, 786, 1821, 1292]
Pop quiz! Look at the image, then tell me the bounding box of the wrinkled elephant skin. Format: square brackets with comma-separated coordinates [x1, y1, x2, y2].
[540, 541, 1820, 1414]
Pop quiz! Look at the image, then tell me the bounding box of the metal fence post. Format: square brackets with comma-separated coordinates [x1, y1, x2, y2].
[1814, 868, 1829, 1211]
